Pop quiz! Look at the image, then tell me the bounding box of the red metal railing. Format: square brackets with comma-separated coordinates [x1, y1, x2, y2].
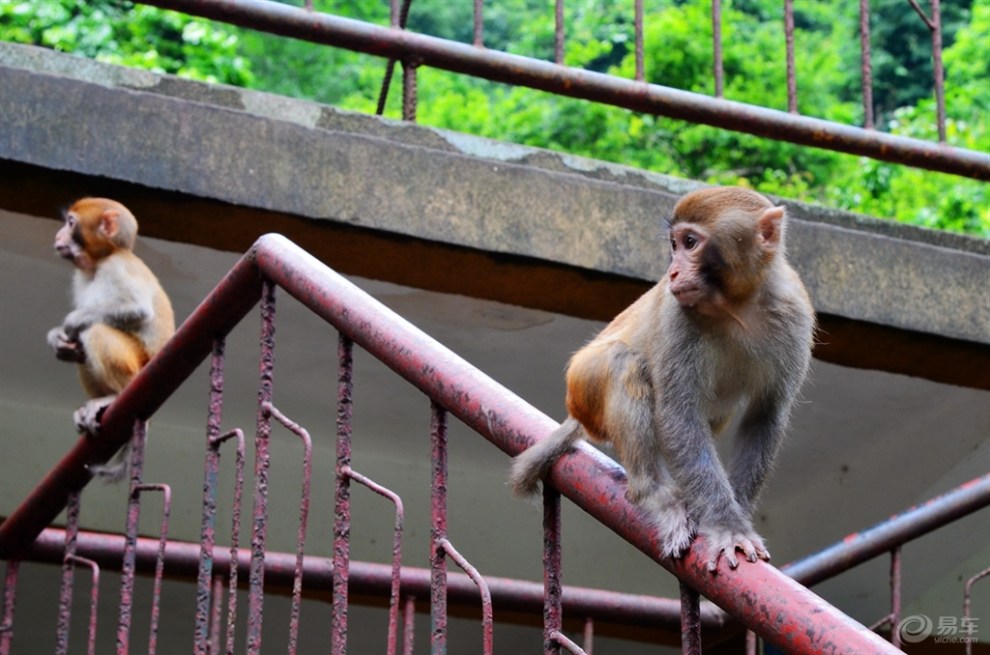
[0, 234, 932, 653]
[139, 0, 990, 181]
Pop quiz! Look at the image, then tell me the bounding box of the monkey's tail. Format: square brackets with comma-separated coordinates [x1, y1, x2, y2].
[88, 442, 132, 484]
[508, 417, 584, 499]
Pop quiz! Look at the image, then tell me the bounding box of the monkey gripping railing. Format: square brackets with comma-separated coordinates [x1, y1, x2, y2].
[0, 234, 941, 653]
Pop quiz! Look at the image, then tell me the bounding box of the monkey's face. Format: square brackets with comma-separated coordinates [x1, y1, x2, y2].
[54, 212, 95, 271]
[666, 223, 713, 309]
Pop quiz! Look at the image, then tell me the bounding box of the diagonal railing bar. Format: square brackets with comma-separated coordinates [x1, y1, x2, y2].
[0, 234, 901, 653]
[140, 0, 990, 181]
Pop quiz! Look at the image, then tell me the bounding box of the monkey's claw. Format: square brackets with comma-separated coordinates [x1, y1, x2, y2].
[74, 397, 115, 435]
[699, 526, 770, 572]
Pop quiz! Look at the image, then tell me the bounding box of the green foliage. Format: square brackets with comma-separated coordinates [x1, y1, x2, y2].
[0, 0, 252, 84]
[1, 0, 986, 236]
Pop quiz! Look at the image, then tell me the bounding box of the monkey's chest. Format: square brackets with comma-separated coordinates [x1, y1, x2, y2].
[701, 338, 775, 411]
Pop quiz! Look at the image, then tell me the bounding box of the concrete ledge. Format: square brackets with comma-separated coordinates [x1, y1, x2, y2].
[1, 42, 987, 385]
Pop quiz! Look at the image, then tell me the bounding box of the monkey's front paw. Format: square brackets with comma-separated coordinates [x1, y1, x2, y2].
[48, 328, 85, 362]
[698, 526, 769, 572]
[74, 397, 115, 435]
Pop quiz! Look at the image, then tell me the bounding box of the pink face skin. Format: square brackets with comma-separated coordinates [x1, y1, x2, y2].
[667, 222, 710, 309]
[54, 212, 95, 272]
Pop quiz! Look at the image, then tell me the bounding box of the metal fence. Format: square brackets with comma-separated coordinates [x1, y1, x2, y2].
[140, 0, 990, 181]
[3, 234, 986, 653]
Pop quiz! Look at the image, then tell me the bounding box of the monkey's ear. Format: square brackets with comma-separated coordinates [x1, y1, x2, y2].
[757, 206, 784, 249]
[99, 210, 120, 239]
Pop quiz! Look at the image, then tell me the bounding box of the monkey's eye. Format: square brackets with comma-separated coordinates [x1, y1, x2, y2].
[683, 234, 698, 250]
[670, 238, 677, 252]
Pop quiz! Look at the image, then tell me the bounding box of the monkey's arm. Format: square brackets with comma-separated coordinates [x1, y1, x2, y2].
[728, 396, 791, 512]
[657, 400, 767, 570]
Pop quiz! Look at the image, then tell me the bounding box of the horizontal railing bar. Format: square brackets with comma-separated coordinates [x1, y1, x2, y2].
[783, 473, 990, 586]
[141, 0, 990, 180]
[18, 527, 711, 632]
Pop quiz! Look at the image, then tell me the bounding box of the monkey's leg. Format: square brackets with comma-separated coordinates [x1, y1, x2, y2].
[74, 325, 145, 434]
[661, 431, 765, 569]
[75, 324, 146, 482]
[606, 352, 695, 558]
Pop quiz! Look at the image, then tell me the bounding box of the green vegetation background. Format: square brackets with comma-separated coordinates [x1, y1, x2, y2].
[2, 0, 987, 236]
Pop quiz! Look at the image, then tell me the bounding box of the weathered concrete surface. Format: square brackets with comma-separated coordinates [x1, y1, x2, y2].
[1, 41, 987, 386]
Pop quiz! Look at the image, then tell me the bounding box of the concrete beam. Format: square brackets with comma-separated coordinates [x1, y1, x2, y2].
[1, 42, 987, 387]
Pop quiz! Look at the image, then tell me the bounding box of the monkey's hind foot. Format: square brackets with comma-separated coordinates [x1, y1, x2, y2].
[698, 525, 770, 572]
[642, 493, 696, 560]
[74, 396, 116, 435]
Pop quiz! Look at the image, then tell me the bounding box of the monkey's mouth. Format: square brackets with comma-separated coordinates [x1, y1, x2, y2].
[55, 244, 74, 259]
[671, 286, 704, 308]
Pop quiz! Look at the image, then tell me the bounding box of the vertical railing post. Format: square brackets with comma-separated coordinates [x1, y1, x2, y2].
[964, 567, 990, 655]
[679, 582, 702, 655]
[208, 576, 223, 655]
[429, 402, 449, 654]
[0, 559, 18, 655]
[55, 492, 82, 655]
[634, 0, 644, 82]
[63, 556, 100, 655]
[859, 0, 874, 129]
[711, 0, 724, 97]
[928, 0, 946, 142]
[402, 596, 416, 655]
[543, 487, 563, 655]
[222, 429, 245, 655]
[116, 419, 148, 655]
[889, 547, 902, 649]
[784, 0, 797, 113]
[907, 0, 947, 141]
[332, 333, 355, 655]
[246, 280, 276, 655]
[136, 483, 172, 655]
[402, 60, 418, 122]
[263, 403, 314, 655]
[473, 0, 484, 47]
[582, 617, 594, 654]
[194, 338, 226, 655]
